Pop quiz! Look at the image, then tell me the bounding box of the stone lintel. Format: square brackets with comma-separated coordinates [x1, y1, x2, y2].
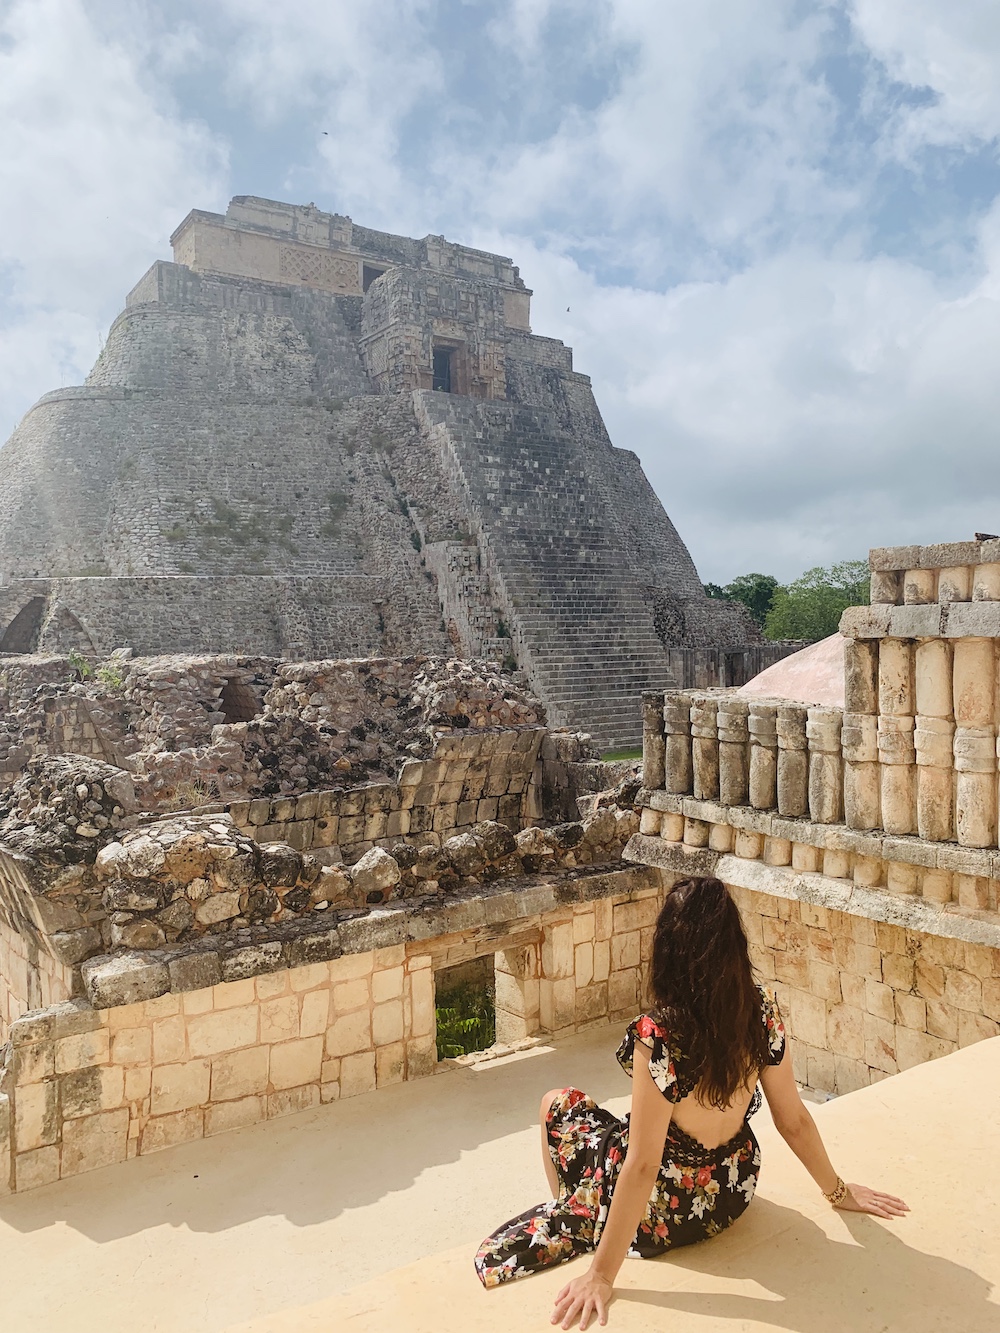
[869, 541, 994, 572]
[841, 601, 1000, 641]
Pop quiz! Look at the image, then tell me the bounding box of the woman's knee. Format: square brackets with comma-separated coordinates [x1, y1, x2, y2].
[539, 1087, 568, 1123]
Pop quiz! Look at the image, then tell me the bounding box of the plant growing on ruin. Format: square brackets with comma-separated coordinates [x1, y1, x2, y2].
[436, 979, 496, 1058]
[96, 663, 126, 693]
[164, 777, 217, 811]
[67, 650, 92, 680]
[321, 491, 350, 537]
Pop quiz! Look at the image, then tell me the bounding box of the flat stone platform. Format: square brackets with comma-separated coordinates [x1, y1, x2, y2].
[0, 1026, 997, 1333]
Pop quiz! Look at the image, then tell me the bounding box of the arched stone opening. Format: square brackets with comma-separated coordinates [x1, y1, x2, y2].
[0, 597, 46, 653]
[38, 603, 98, 655]
[220, 678, 261, 723]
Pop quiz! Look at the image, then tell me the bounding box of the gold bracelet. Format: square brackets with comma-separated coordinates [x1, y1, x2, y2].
[823, 1177, 849, 1207]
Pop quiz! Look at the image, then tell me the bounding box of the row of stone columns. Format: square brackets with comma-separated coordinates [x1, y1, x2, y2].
[655, 636, 1000, 848]
[839, 637, 999, 847]
[660, 692, 844, 826]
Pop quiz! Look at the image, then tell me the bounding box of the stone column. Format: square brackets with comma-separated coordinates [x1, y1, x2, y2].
[641, 694, 666, 791]
[953, 639, 996, 847]
[806, 707, 843, 824]
[690, 695, 720, 802]
[842, 640, 880, 830]
[776, 705, 808, 817]
[878, 639, 916, 836]
[914, 640, 954, 842]
[717, 698, 749, 807]
[748, 702, 778, 811]
[663, 692, 693, 796]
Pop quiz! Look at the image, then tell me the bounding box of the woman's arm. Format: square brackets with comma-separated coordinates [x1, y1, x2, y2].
[551, 1042, 671, 1330]
[759, 1049, 909, 1219]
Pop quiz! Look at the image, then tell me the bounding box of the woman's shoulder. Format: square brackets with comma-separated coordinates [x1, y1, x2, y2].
[615, 1012, 691, 1102]
[631, 1012, 671, 1043]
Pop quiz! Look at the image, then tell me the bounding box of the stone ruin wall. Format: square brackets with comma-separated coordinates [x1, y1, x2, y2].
[0, 647, 643, 1027]
[0, 639, 658, 1192]
[0, 196, 764, 747]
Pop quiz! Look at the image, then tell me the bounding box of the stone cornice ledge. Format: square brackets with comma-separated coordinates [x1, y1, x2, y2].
[73, 863, 659, 1011]
[623, 834, 1000, 951]
[642, 791, 1000, 879]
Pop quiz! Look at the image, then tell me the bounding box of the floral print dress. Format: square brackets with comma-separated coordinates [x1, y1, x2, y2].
[474, 986, 786, 1288]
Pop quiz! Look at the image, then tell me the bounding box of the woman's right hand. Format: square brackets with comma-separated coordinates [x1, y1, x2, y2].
[837, 1184, 909, 1218]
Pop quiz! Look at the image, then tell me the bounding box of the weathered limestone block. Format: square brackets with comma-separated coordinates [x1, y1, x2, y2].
[915, 640, 952, 720]
[878, 639, 914, 717]
[954, 728, 996, 848]
[972, 563, 1000, 601]
[690, 696, 720, 802]
[842, 712, 880, 831]
[915, 717, 955, 842]
[806, 708, 842, 824]
[776, 705, 808, 818]
[662, 693, 693, 796]
[868, 570, 901, 606]
[748, 702, 778, 811]
[641, 695, 666, 791]
[878, 714, 916, 836]
[938, 566, 972, 603]
[843, 640, 879, 714]
[953, 639, 995, 726]
[717, 698, 750, 807]
[902, 568, 936, 605]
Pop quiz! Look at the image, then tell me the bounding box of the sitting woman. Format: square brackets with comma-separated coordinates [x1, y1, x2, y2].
[475, 875, 908, 1329]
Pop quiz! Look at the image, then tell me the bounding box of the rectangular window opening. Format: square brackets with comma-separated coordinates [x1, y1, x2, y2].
[432, 345, 454, 393]
[435, 955, 495, 1059]
[362, 263, 387, 293]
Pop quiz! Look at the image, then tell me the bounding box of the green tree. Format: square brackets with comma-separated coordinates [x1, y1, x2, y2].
[703, 573, 780, 627]
[764, 560, 870, 641]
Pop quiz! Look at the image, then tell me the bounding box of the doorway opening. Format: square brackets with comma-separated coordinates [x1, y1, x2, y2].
[0, 597, 46, 653]
[435, 955, 495, 1058]
[219, 677, 260, 723]
[362, 264, 387, 293]
[432, 345, 454, 393]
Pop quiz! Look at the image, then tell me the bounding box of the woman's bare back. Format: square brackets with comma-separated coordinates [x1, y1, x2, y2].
[668, 1080, 758, 1149]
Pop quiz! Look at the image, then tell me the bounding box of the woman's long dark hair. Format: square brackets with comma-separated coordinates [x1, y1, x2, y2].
[649, 876, 769, 1109]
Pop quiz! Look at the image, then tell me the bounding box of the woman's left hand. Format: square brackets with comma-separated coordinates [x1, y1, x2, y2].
[550, 1269, 613, 1329]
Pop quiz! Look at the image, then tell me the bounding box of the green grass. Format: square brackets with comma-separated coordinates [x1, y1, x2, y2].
[602, 747, 642, 761]
[435, 979, 496, 1059]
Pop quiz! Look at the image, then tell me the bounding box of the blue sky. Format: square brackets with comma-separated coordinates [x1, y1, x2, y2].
[2, 0, 1000, 581]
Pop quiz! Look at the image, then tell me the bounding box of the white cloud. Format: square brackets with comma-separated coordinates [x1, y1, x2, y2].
[211, 0, 442, 229]
[508, 234, 1000, 581]
[0, 0, 225, 431]
[849, 0, 1000, 150]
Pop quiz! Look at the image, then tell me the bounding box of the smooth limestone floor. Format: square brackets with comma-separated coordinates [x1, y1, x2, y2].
[1, 1025, 997, 1333]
